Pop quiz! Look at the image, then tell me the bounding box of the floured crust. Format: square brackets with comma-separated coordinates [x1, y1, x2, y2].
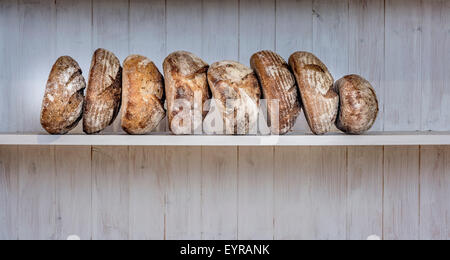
[334, 75, 379, 134]
[121, 55, 166, 135]
[207, 60, 261, 135]
[163, 51, 210, 135]
[250, 50, 301, 135]
[289, 51, 338, 135]
[41, 56, 86, 134]
[83, 48, 122, 134]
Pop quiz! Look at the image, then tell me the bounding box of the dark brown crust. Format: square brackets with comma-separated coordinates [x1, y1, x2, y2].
[289, 51, 338, 135]
[250, 50, 301, 135]
[41, 56, 86, 135]
[163, 51, 210, 135]
[83, 48, 122, 134]
[334, 74, 379, 134]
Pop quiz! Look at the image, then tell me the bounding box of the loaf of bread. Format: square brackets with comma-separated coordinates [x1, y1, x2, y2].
[206, 61, 260, 135]
[163, 51, 210, 135]
[250, 51, 301, 135]
[289, 52, 338, 135]
[41, 56, 86, 134]
[334, 75, 379, 134]
[83, 48, 122, 134]
[121, 55, 165, 135]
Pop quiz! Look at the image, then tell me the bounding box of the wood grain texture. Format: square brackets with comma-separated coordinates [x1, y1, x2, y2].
[384, 0, 422, 131]
[201, 147, 238, 239]
[349, 0, 385, 131]
[18, 146, 56, 240]
[239, 0, 276, 66]
[92, 146, 129, 240]
[421, 0, 450, 131]
[384, 146, 420, 240]
[347, 146, 383, 240]
[55, 146, 91, 240]
[165, 146, 202, 240]
[0, 146, 18, 240]
[128, 147, 166, 240]
[238, 147, 274, 240]
[420, 146, 450, 240]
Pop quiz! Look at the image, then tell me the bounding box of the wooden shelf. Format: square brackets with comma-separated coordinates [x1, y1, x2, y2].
[0, 132, 449, 146]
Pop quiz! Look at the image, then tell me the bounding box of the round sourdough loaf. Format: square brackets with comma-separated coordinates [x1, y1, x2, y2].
[289, 52, 339, 135]
[250, 50, 301, 135]
[207, 60, 261, 135]
[41, 56, 86, 135]
[121, 55, 165, 135]
[163, 51, 210, 135]
[83, 48, 122, 134]
[334, 74, 379, 134]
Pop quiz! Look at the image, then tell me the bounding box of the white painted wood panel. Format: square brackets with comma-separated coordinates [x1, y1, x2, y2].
[0, 146, 18, 240]
[238, 147, 274, 240]
[92, 146, 129, 240]
[18, 146, 56, 240]
[420, 146, 450, 240]
[383, 146, 420, 240]
[129, 146, 166, 240]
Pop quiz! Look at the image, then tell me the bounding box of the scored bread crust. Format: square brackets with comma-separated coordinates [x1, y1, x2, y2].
[207, 60, 261, 135]
[163, 51, 210, 135]
[41, 56, 86, 135]
[334, 75, 379, 134]
[83, 48, 122, 134]
[121, 55, 165, 135]
[289, 51, 338, 135]
[250, 50, 301, 135]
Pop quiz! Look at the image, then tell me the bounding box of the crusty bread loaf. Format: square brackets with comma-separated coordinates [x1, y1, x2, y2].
[334, 75, 379, 134]
[250, 50, 301, 135]
[206, 61, 260, 135]
[41, 56, 86, 134]
[83, 48, 122, 134]
[289, 52, 338, 135]
[121, 55, 165, 135]
[163, 51, 210, 135]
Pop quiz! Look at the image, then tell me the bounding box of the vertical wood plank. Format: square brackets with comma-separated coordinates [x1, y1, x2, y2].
[274, 147, 347, 240]
[239, 0, 276, 66]
[0, 0, 20, 133]
[165, 146, 202, 240]
[348, 0, 385, 131]
[55, 0, 92, 134]
[18, 146, 56, 240]
[276, 0, 313, 133]
[238, 147, 274, 240]
[313, 0, 349, 80]
[384, 146, 420, 240]
[0, 146, 19, 240]
[166, 0, 203, 56]
[128, 147, 166, 240]
[421, 0, 450, 131]
[347, 147, 383, 240]
[384, 0, 422, 131]
[420, 146, 450, 240]
[92, 146, 129, 240]
[18, 0, 56, 132]
[201, 147, 238, 240]
[55, 146, 91, 240]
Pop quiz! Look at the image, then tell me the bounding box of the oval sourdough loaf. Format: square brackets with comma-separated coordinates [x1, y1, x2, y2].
[334, 74, 379, 134]
[250, 50, 301, 135]
[289, 52, 338, 135]
[121, 55, 165, 135]
[41, 56, 86, 135]
[83, 48, 122, 134]
[207, 61, 261, 135]
[163, 51, 210, 135]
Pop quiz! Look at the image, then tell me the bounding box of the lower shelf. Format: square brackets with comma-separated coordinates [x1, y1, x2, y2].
[0, 132, 449, 146]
